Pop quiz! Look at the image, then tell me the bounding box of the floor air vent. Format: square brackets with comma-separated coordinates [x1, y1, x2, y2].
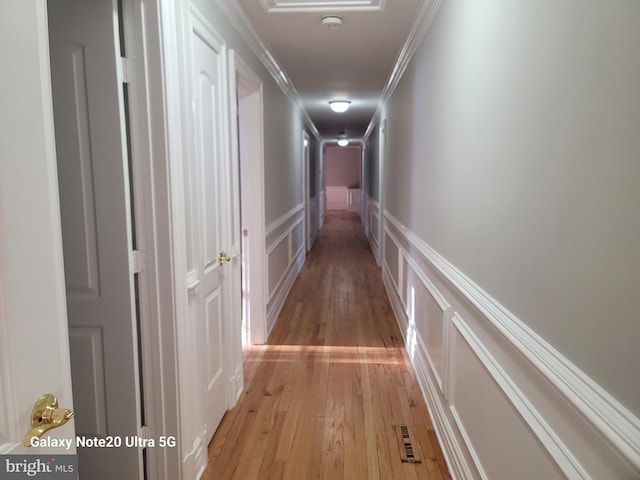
[396, 424, 421, 463]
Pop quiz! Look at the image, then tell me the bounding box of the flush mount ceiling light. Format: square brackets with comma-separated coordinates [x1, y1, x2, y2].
[321, 15, 343, 29]
[329, 100, 351, 113]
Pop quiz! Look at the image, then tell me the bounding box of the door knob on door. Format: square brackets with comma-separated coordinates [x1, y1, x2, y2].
[23, 394, 74, 447]
[218, 251, 231, 266]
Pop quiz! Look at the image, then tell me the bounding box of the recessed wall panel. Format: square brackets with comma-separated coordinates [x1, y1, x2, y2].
[197, 73, 220, 271]
[68, 327, 107, 436]
[369, 212, 379, 243]
[51, 40, 100, 298]
[384, 233, 399, 288]
[291, 220, 304, 257]
[268, 238, 289, 298]
[205, 291, 223, 388]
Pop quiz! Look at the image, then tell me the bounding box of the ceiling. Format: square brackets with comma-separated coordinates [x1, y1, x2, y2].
[236, 0, 424, 140]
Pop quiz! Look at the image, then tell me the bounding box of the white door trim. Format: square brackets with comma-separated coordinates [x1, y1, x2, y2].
[119, 0, 182, 478]
[231, 52, 268, 346]
[302, 130, 311, 251]
[377, 118, 387, 267]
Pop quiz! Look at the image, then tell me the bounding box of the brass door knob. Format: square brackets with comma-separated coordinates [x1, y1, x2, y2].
[23, 394, 73, 447]
[218, 251, 231, 266]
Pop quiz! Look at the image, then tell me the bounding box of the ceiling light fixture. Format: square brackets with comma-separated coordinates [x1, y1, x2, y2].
[329, 100, 351, 113]
[321, 16, 343, 29]
[337, 138, 349, 147]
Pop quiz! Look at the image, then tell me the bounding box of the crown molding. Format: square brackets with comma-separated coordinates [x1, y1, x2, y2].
[363, 0, 443, 141]
[213, 0, 321, 140]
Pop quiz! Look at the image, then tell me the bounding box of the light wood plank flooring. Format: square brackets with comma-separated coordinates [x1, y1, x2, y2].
[202, 212, 451, 479]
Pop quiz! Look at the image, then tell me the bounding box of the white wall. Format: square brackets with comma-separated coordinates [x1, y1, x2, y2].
[380, 0, 640, 477]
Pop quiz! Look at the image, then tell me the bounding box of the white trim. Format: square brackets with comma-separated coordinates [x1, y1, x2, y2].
[120, 0, 182, 477]
[233, 51, 268, 346]
[302, 130, 311, 252]
[155, 0, 191, 477]
[376, 120, 386, 266]
[383, 209, 640, 476]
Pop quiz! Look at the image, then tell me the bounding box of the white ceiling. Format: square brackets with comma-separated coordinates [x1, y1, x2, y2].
[236, 0, 423, 139]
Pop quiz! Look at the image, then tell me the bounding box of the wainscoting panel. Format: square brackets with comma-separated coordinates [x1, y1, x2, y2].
[384, 230, 400, 291]
[265, 203, 306, 336]
[267, 236, 289, 297]
[381, 210, 640, 480]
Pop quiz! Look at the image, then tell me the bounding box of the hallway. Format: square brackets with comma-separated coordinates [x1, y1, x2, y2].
[202, 213, 450, 479]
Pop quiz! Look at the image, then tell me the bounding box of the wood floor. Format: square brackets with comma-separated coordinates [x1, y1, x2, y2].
[202, 212, 451, 480]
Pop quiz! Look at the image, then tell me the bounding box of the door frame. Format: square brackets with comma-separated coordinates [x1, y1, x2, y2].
[229, 52, 268, 346]
[302, 130, 312, 251]
[377, 118, 387, 267]
[119, 0, 182, 478]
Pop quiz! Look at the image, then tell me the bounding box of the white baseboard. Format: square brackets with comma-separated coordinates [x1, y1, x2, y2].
[382, 210, 640, 479]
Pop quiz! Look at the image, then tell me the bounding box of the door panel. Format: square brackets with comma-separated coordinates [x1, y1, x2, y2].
[50, 39, 101, 297]
[48, 0, 142, 477]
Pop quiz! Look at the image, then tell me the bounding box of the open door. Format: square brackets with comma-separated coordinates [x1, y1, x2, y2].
[0, 0, 77, 463]
[47, 0, 144, 477]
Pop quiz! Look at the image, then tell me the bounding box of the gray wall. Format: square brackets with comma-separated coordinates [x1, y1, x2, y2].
[384, 0, 640, 415]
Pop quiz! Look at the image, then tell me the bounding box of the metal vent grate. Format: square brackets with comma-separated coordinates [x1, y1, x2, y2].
[396, 424, 421, 463]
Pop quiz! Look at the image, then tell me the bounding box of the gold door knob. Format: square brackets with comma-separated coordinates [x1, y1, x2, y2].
[23, 394, 74, 447]
[218, 251, 230, 266]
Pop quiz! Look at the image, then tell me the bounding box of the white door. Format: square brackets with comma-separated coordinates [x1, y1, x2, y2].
[48, 0, 143, 478]
[187, 12, 229, 447]
[0, 0, 77, 459]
